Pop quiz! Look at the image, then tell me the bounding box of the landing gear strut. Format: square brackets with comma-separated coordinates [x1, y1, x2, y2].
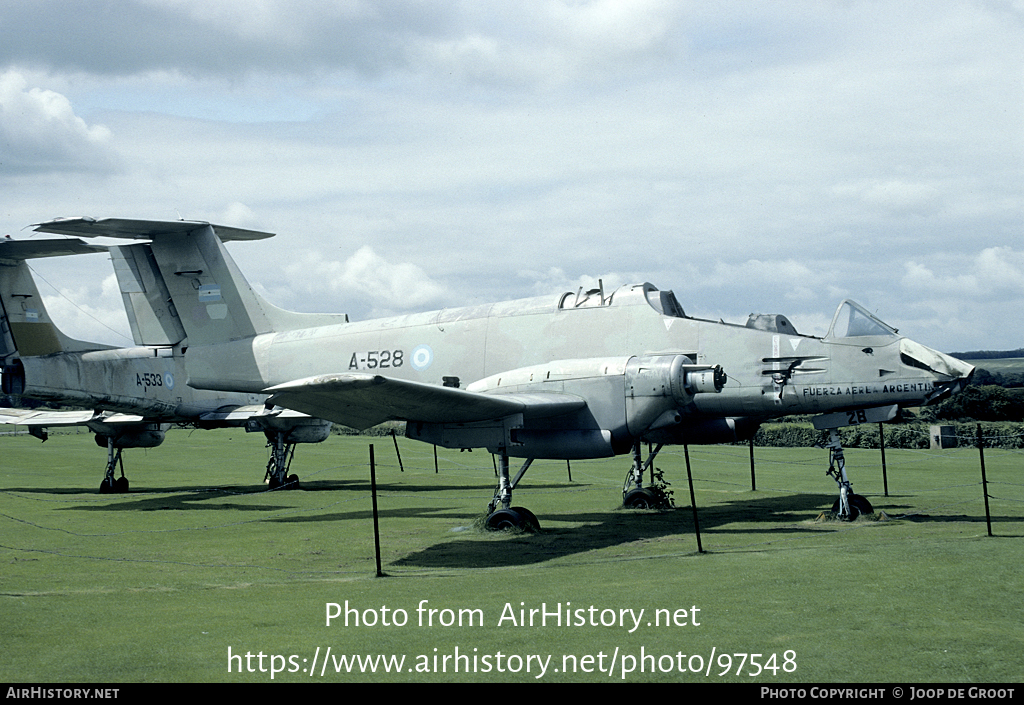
[824, 430, 873, 520]
[99, 436, 129, 494]
[265, 431, 300, 490]
[622, 441, 671, 509]
[484, 452, 540, 531]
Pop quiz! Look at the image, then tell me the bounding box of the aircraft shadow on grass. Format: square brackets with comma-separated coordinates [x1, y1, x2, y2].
[391, 491, 1024, 569]
[385, 492, 840, 569]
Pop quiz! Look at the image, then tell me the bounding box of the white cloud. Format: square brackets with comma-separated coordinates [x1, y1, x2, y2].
[38, 273, 132, 347]
[282, 246, 448, 317]
[903, 248, 1024, 299]
[0, 71, 119, 175]
[217, 202, 261, 229]
[832, 179, 942, 216]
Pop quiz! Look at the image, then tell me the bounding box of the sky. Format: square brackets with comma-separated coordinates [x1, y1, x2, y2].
[0, 0, 1021, 354]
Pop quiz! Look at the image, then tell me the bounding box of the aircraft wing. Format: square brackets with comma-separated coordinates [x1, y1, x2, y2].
[264, 373, 586, 431]
[0, 409, 148, 436]
[0, 409, 150, 426]
[0, 408, 99, 426]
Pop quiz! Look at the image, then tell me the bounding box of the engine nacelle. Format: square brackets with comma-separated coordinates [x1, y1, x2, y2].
[625, 355, 725, 436]
[253, 417, 333, 445]
[94, 424, 168, 449]
[423, 354, 727, 458]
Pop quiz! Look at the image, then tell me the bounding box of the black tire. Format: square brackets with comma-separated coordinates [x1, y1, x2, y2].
[114, 476, 129, 493]
[832, 493, 873, 520]
[623, 487, 658, 510]
[510, 506, 540, 532]
[268, 474, 299, 490]
[485, 508, 525, 531]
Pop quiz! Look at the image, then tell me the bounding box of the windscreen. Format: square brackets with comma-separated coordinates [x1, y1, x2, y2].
[828, 301, 897, 338]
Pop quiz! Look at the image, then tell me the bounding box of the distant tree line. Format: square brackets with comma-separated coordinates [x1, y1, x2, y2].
[946, 349, 1024, 389]
[922, 385, 1024, 422]
[949, 348, 1024, 360]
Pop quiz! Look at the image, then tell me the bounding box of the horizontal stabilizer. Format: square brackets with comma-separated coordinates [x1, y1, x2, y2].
[265, 373, 586, 430]
[33, 217, 274, 243]
[0, 238, 108, 264]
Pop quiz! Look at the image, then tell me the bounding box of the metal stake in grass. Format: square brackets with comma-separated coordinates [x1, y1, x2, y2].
[977, 424, 993, 537]
[369, 444, 386, 577]
[391, 429, 404, 472]
[748, 438, 756, 491]
[684, 444, 704, 554]
[879, 422, 889, 497]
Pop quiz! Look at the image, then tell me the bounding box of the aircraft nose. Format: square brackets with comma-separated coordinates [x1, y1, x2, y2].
[900, 338, 975, 401]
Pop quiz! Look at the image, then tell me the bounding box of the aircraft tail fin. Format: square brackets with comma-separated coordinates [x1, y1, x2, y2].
[34, 218, 349, 349]
[0, 238, 114, 357]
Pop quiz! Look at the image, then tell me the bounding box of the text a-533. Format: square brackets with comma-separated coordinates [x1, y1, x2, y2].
[349, 350, 405, 370]
[137, 372, 165, 388]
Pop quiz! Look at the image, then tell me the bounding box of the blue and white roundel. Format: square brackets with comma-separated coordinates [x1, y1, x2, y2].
[410, 344, 433, 372]
[163, 372, 175, 390]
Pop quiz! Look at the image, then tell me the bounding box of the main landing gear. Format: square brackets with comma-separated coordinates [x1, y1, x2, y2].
[99, 436, 129, 494]
[484, 452, 540, 532]
[824, 429, 873, 521]
[265, 431, 300, 490]
[622, 441, 671, 509]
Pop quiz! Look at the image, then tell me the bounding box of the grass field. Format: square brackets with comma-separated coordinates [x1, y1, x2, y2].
[1, 427, 1022, 683]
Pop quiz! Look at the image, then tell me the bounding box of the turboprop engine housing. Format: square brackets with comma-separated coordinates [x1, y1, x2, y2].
[94, 425, 168, 449]
[416, 354, 726, 459]
[624, 355, 726, 436]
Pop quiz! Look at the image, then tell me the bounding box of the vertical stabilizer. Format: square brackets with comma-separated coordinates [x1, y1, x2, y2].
[0, 239, 113, 357]
[148, 224, 350, 346]
[33, 219, 349, 349]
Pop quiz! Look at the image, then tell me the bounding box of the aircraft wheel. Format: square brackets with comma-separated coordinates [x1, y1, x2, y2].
[99, 478, 115, 494]
[510, 506, 540, 532]
[831, 494, 873, 521]
[485, 508, 525, 531]
[623, 487, 658, 510]
[114, 476, 130, 493]
[268, 475, 299, 490]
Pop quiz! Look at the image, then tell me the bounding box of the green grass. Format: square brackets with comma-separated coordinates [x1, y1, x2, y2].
[1, 428, 1022, 682]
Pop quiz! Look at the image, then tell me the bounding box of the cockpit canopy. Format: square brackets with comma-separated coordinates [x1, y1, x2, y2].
[827, 300, 898, 339]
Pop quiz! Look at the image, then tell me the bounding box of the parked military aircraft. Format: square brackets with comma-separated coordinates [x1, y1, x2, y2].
[0, 233, 333, 492]
[34, 217, 975, 528]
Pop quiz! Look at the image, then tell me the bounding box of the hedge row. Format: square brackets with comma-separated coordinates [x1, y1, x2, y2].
[337, 420, 1024, 450]
[754, 422, 1024, 450]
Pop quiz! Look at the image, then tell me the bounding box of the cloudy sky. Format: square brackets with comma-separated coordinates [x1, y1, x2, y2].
[1, 1, 1021, 353]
